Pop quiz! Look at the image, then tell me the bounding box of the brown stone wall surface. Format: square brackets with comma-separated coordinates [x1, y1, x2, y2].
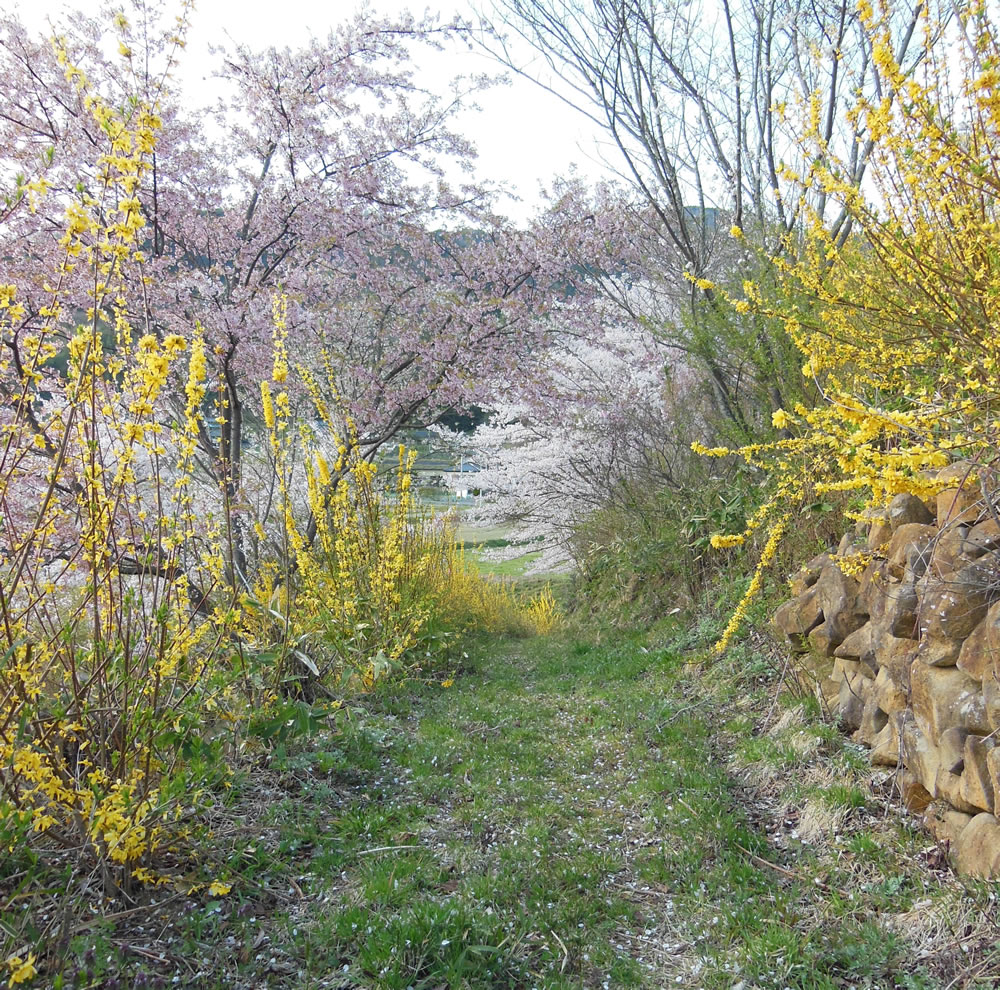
[772, 464, 1000, 877]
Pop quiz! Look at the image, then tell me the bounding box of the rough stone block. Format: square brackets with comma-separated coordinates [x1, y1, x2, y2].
[833, 658, 871, 730]
[905, 540, 938, 583]
[930, 524, 977, 579]
[837, 532, 865, 558]
[955, 606, 1000, 683]
[899, 769, 932, 813]
[901, 713, 943, 797]
[962, 735, 996, 814]
[835, 622, 871, 661]
[818, 676, 841, 711]
[867, 519, 893, 551]
[808, 623, 841, 657]
[876, 633, 918, 694]
[938, 726, 970, 774]
[857, 696, 890, 748]
[966, 518, 1000, 559]
[869, 717, 901, 767]
[889, 493, 935, 531]
[985, 600, 1000, 680]
[787, 552, 832, 598]
[935, 768, 982, 815]
[772, 589, 823, 652]
[808, 564, 867, 654]
[873, 665, 907, 715]
[836, 621, 883, 677]
[887, 523, 936, 580]
[984, 664, 1000, 732]
[910, 661, 990, 738]
[954, 813, 1000, 877]
[936, 461, 982, 529]
[885, 581, 919, 639]
[860, 560, 896, 621]
[987, 748, 1000, 812]
[923, 801, 973, 846]
[915, 557, 1000, 666]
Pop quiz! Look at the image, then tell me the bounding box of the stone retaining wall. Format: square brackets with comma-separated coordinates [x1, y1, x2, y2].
[773, 462, 1000, 877]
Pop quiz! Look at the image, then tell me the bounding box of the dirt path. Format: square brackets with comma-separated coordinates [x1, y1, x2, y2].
[30, 633, 1000, 988]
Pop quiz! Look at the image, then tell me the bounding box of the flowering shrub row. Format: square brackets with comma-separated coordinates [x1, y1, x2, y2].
[0, 33, 557, 920]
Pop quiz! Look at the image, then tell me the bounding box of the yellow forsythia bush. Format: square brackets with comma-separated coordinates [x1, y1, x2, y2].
[0, 58, 243, 878]
[700, 0, 1000, 651]
[256, 319, 561, 690]
[424, 538, 561, 638]
[0, 31, 559, 900]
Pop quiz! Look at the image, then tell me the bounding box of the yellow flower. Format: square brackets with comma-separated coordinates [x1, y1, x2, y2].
[441, 679, 454, 688]
[132, 867, 171, 886]
[261, 381, 275, 430]
[710, 533, 744, 549]
[691, 441, 731, 457]
[316, 453, 331, 486]
[207, 880, 232, 897]
[6, 953, 37, 987]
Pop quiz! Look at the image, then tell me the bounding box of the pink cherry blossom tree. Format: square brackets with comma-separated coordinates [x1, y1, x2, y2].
[0, 0, 606, 583]
[420, 182, 695, 570]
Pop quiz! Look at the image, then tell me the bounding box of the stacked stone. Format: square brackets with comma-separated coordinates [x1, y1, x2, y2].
[772, 462, 1000, 877]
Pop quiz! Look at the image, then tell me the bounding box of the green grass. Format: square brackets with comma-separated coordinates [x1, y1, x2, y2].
[471, 549, 543, 577]
[7, 631, 998, 988]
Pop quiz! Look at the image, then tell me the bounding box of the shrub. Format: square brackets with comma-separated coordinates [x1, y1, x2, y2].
[257, 351, 561, 692]
[0, 36, 559, 902]
[0, 71, 242, 887]
[697, 0, 1000, 650]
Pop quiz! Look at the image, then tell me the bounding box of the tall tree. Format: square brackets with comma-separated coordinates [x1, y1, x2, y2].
[483, 0, 927, 433]
[0, 1, 600, 582]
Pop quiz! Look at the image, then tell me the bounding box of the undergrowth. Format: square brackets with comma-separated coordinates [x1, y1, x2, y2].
[0, 61, 559, 939]
[8, 630, 996, 988]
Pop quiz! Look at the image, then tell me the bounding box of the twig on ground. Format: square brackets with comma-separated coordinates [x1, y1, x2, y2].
[356, 844, 421, 856]
[734, 842, 841, 895]
[657, 700, 710, 729]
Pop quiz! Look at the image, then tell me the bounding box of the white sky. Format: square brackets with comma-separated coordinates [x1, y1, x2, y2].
[16, 0, 617, 221]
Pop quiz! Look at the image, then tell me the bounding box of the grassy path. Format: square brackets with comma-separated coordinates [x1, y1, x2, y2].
[48, 633, 1000, 987]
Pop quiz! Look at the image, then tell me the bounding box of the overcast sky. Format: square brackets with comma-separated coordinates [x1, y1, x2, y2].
[17, 0, 617, 221]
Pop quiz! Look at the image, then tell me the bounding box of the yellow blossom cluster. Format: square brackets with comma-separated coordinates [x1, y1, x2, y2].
[697, 0, 1000, 652]
[0, 20, 555, 963]
[253, 329, 563, 685]
[5, 953, 37, 987]
[0, 35, 238, 910]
